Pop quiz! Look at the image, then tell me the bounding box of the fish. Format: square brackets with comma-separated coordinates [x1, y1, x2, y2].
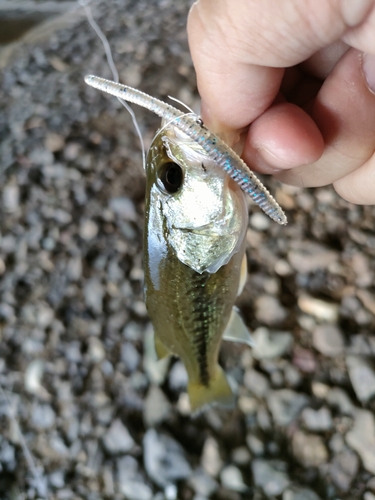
[84, 76, 287, 411]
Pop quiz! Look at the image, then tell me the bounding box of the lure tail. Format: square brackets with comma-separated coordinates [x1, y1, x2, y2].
[188, 365, 235, 413]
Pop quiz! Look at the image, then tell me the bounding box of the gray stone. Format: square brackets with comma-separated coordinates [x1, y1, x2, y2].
[325, 387, 354, 415]
[255, 296, 287, 326]
[143, 385, 171, 427]
[301, 407, 333, 432]
[312, 324, 344, 357]
[252, 459, 290, 496]
[84, 278, 104, 314]
[120, 481, 153, 500]
[31, 404, 56, 430]
[346, 355, 375, 403]
[346, 410, 375, 474]
[143, 429, 191, 487]
[252, 328, 293, 360]
[188, 468, 218, 497]
[121, 342, 140, 373]
[109, 197, 137, 221]
[288, 242, 337, 273]
[79, 219, 98, 240]
[244, 369, 269, 398]
[329, 449, 359, 491]
[267, 389, 309, 426]
[201, 436, 223, 477]
[220, 465, 247, 492]
[168, 361, 188, 392]
[246, 434, 265, 456]
[292, 431, 328, 467]
[283, 487, 321, 500]
[102, 419, 135, 455]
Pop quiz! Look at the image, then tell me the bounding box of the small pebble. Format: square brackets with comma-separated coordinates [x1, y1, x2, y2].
[346, 410, 375, 474]
[346, 355, 375, 403]
[102, 419, 135, 455]
[220, 465, 247, 492]
[301, 407, 333, 432]
[313, 324, 344, 357]
[292, 431, 328, 467]
[252, 459, 290, 496]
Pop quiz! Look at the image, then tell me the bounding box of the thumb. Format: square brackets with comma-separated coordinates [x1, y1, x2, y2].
[187, 0, 375, 135]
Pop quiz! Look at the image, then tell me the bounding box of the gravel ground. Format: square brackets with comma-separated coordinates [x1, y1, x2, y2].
[1, 1, 375, 499]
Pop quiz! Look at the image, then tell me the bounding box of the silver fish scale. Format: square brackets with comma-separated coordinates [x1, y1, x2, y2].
[84, 75, 287, 225]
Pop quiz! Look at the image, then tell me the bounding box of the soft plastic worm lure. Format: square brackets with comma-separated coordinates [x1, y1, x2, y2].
[84, 75, 287, 225]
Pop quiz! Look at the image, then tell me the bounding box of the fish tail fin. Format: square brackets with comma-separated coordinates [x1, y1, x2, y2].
[188, 365, 234, 413]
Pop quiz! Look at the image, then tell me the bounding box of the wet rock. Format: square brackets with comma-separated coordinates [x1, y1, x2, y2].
[346, 410, 375, 474]
[292, 431, 328, 467]
[252, 459, 290, 496]
[301, 407, 333, 432]
[102, 419, 135, 455]
[255, 296, 287, 326]
[312, 324, 344, 357]
[267, 389, 309, 426]
[346, 355, 375, 403]
[252, 328, 293, 360]
[143, 429, 191, 487]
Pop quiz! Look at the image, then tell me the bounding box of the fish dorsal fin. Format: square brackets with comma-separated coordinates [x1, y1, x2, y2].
[223, 307, 254, 347]
[237, 254, 248, 297]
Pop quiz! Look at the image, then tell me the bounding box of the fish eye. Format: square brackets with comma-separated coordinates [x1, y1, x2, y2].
[157, 162, 183, 194]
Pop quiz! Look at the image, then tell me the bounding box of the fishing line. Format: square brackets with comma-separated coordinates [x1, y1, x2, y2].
[78, 0, 146, 170]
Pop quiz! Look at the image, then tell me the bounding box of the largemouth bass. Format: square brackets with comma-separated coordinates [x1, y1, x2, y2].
[144, 123, 252, 411]
[84, 76, 287, 411]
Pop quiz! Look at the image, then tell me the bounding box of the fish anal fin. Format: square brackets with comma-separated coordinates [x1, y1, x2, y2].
[188, 365, 234, 413]
[154, 335, 171, 360]
[223, 307, 254, 347]
[237, 254, 248, 296]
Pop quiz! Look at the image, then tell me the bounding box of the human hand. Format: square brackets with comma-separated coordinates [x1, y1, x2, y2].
[187, 0, 375, 204]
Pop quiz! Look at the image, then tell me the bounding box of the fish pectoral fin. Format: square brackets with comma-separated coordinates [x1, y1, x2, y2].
[223, 307, 254, 347]
[188, 365, 234, 413]
[154, 335, 172, 360]
[237, 253, 248, 296]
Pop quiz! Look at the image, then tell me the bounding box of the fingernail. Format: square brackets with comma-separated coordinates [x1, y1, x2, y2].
[341, 0, 373, 26]
[362, 53, 375, 94]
